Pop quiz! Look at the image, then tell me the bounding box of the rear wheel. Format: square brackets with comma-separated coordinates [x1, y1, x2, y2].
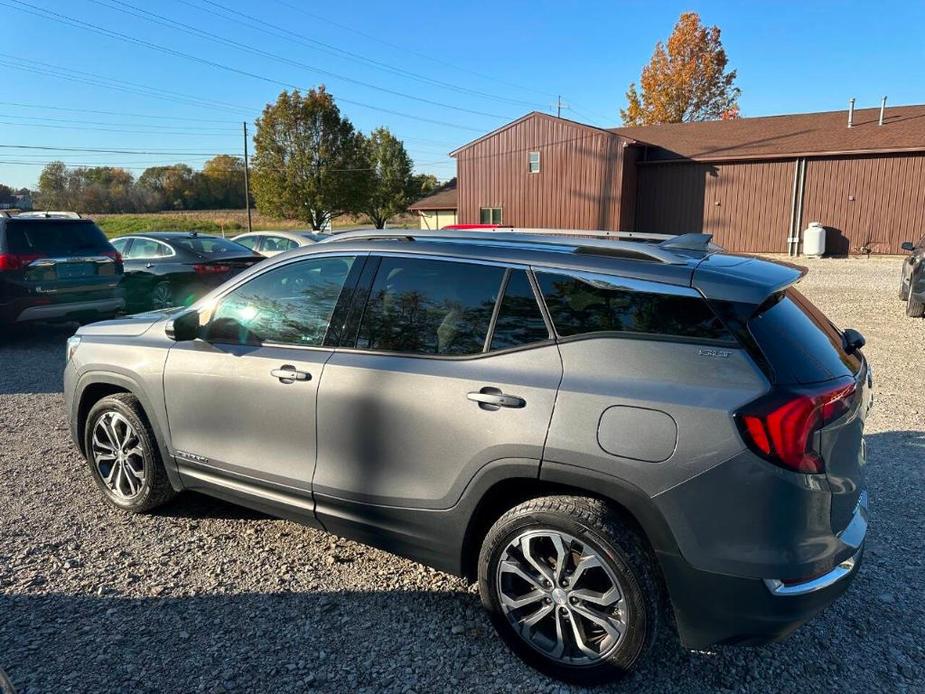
[478, 496, 660, 685]
[907, 290, 925, 317]
[84, 393, 176, 513]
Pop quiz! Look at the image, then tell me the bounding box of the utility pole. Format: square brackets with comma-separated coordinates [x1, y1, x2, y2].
[557, 96, 562, 118]
[242, 121, 253, 233]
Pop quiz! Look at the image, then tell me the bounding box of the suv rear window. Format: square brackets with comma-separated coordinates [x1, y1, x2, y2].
[536, 271, 735, 343]
[5, 220, 110, 255]
[747, 288, 861, 384]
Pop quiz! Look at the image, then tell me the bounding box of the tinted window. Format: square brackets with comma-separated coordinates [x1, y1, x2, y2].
[537, 271, 734, 342]
[125, 238, 171, 259]
[6, 221, 110, 255]
[234, 236, 259, 250]
[490, 270, 550, 350]
[748, 288, 860, 384]
[262, 236, 298, 253]
[208, 256, 355, 346]
[357, 257, 504, 355]
[173, 236, 249, 256]
[110, 237, 130, 254]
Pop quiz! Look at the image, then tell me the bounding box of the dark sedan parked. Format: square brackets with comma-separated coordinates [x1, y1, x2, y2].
[110, 232, 263, 311]
[900, 236, 924, 317]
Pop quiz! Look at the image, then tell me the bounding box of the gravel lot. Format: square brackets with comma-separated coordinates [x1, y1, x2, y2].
[1, 256, 923, 693]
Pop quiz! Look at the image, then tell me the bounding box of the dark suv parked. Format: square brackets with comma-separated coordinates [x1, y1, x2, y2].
[64, 230, 870, 684]
[0, 212, 123, 325]
[900, 236, 924, 317]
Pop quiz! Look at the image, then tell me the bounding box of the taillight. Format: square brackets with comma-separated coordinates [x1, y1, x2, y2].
[103, 249, 122, 263]
[0, 252, 43, 271]
[193, 263, 231, 274]
[736, 378, 857, 474]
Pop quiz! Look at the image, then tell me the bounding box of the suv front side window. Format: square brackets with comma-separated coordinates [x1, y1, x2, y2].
[207, 255, 356, 346]
[356, 256, 505, 356]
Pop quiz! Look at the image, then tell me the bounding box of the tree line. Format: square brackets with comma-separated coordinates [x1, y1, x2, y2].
[31, 86, 439, 227]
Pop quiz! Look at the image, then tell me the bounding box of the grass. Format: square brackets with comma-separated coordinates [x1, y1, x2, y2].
[91, 209, 418, 238]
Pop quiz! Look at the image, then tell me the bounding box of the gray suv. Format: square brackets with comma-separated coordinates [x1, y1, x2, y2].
[64, 230, 870, 684]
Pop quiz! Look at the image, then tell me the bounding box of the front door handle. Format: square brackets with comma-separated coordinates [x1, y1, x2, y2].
[271, 365, 311, 383]
[467, 387, 525, 410]
[145, 263, 155, 268]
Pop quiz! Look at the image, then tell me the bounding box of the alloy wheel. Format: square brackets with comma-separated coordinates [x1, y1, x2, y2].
[495, 529, 628, 666]
[150, 283, 173, 310]
[91, 411, 146, 501]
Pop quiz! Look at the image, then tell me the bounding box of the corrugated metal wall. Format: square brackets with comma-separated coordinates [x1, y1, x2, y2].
[635, 153, 925, 254]
[801, 154, 925, 254]
[635, 160, 794, 253]
[456, 116, 631, 230]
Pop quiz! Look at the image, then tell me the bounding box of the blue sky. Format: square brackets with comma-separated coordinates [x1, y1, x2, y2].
[1, 0, 924, 189]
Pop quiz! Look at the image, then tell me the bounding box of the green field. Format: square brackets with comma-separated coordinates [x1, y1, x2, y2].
[91, 209, 417, 238]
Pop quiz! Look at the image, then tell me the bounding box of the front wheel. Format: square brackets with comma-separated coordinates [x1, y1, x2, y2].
[149, 281, 175, 310]
[478, 496, 660, 685]
[84, 393, 176, 513]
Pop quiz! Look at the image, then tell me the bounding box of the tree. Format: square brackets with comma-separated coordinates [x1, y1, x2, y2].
[621, 12, 740, 126]
[0, 183, 14, 206]
[137, 164, 198, 210]
[37, 161, 71, 209]
[408, 173, 439, 202]
[200, 154, 246, 209]
[251, 87, 368, 230]
[362, 127, 414, 228]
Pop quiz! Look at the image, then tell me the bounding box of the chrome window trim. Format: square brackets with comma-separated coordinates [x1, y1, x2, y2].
[119, 236, 177, 260]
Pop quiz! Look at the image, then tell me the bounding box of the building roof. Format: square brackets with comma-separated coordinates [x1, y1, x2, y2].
[409, 178, 458, 211]
[449, 112, 619, 157]
[610, 104, 925, 162]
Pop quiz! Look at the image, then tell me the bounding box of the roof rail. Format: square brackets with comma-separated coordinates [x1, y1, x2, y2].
[14, 210, 82, 219]
[323, 228, 688, 264]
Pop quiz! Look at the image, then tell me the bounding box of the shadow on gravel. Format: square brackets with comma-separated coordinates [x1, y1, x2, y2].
[0, 323, 74, 395]
[154, 491, 271, 522]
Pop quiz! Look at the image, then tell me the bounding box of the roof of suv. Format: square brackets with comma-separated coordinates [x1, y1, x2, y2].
[308, 228, 805, 305]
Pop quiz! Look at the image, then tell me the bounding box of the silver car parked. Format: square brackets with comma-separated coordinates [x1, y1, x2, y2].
[232, 230, 329, 257]
[64, 229, 870, 684]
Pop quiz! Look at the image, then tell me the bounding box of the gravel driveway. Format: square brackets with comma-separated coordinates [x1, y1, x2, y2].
[1, 256, 923, 693]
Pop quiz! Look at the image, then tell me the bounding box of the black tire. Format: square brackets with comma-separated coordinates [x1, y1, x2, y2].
[899, 282, 909, 301]
[907, 292, 925, 318]
[83, 393, 176, 513]
[478, 495, 660, 685]
[149, 281, 175, 310]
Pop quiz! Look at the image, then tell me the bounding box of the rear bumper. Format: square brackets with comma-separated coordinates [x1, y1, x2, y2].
[12, 297, 124, 322]
[659, 544, 864, 649]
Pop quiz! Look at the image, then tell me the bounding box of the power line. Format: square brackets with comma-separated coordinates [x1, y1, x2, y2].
[0, 100, 243, 124]
[0, 144, 227, 155]
[0, 1, 491, 132]
[0, 118, 239, 137]
[175, 0, 545, 110]
[267, 0, 557, 100]
[69, 0, 515, 121]
[0, 54, 255, 115]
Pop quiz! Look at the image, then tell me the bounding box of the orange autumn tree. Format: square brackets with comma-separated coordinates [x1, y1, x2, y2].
[621, 12, 740, 126]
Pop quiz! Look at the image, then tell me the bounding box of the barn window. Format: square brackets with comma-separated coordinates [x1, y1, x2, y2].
[528, 151, 541, 173]
[479, 207, 503, 224]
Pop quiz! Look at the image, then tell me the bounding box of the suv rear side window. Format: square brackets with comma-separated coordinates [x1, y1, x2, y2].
[537, 271, 734, 342]
[490, 270, 550, 350]
[6, 221, 110, 255]
[748, 288, 860, 384]
[357, 257, 504, 355]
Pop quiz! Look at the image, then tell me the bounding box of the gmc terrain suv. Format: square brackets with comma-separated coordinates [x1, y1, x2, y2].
[0, 212, 124, 325]
[64, 229, 870, 684]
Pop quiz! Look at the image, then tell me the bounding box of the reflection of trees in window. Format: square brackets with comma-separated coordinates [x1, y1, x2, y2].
[210, 259, 352, 345]
[490, 271, 549, 350]
[358, 259, 504, 355]
[538, 274, 733, 341]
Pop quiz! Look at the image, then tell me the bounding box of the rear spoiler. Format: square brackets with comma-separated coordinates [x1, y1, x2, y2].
[691, 254, 807, 304]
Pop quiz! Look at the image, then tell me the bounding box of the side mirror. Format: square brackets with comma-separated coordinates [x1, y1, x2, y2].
[842, 328, 865, 355]
[901, 241, 915, 252]
[165, 308, 201, 341]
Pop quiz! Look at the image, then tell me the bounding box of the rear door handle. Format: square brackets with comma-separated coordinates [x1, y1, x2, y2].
[271, 366, 311, 383]
[467, 387, 525, 410]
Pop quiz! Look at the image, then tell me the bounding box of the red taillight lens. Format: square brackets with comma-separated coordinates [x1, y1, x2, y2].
[736, 379, 857, 474]
[0, 252, 43, 271]
[193, 263, 231, 274]
[103, 249, 122, 263]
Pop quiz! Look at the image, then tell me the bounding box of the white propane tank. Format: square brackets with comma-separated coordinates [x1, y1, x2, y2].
[803, 222, 826, 257]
